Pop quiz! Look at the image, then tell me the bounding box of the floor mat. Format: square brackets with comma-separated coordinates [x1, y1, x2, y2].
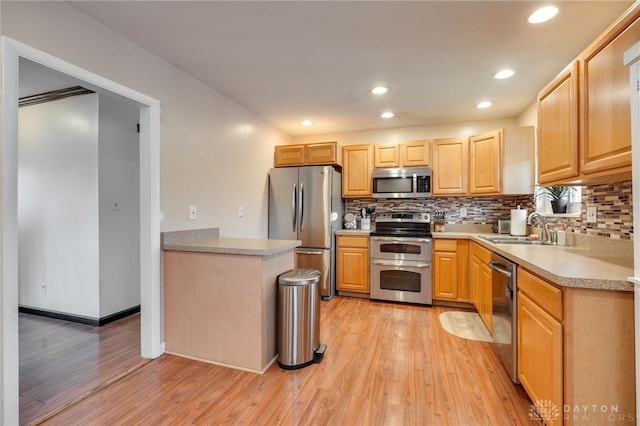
[439, 311, 508, 343]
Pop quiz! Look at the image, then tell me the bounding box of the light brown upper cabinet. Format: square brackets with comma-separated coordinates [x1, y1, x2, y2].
[374, 140, 430, 168]
[537, 62, 580, 185]
[274, 141, 341, 167]
[537, 4, 640, 185]
[580, 10, 639, 179]
[432, 137, 468, 195]
[469, 129, 502, 194]
[342, 144, 373, 197]
[274, 144, 306, 167]
[433, 128, 533, 196]
[373, 143, 399, 168]
[400, 140, 430, 167]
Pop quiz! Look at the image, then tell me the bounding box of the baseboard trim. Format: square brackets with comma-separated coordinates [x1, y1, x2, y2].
[18, 305, 141, 327]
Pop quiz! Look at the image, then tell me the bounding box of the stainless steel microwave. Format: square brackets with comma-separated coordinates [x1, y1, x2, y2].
[372, 167, 431, 199]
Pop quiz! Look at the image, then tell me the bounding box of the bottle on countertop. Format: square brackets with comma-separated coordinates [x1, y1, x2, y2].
[557, 223, 567, 246]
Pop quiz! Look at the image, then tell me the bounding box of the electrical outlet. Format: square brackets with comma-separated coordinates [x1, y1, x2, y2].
[460, 207, 467, 218]
[41, 283, 46, 294]
[586, 206, 597, 223]
[189, 205, 197, 220]
[238, 206, 244, 217]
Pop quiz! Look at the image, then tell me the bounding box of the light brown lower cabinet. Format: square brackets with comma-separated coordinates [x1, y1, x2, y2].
[517, 283, 563, 426]
[517, 267, 636, 425]
[336, 235, 370, 294]
[471, 242, 492, 333]
[433, 239, 470, 302]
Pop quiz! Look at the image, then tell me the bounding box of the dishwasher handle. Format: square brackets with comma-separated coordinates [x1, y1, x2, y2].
[489, 260, 512, 278]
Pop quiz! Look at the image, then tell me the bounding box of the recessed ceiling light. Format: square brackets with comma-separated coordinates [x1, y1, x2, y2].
[372, 86, 388, 95]
[476, 101, 492, 109]
[528, 5, 559, 24]
[381, 111, 395, 119]
[494, 69, 515, 79]
[301, 119, 312, 126]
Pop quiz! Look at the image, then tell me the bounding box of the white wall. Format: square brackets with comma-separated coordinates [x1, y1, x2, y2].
[2, 1, 291, 238]
[18, 94, 101, 318]
[99, 95, 140, 317]
[291, 118, 519, 145]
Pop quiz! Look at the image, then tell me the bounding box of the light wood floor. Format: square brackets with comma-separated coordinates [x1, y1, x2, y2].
[19, 312, 147, 425]
[41, 297, 537, 425]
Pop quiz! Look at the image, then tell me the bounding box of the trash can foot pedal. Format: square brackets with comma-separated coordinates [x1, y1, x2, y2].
[314, 344, 326, 363]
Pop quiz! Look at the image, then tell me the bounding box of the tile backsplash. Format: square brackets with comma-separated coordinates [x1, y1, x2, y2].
[345, 180, 633, 240]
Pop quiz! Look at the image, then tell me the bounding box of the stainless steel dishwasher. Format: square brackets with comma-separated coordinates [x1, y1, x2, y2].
[489, 252, 518, 383]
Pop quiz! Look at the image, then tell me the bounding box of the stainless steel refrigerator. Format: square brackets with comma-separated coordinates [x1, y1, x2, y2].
[268, 166, 343, 299]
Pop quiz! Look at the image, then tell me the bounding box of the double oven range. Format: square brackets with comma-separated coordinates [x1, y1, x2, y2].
[370, 212, 433, 305]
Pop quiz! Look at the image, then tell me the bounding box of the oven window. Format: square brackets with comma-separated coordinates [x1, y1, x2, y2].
[379, 270, 421, 292]
[379, 243, 422, 255]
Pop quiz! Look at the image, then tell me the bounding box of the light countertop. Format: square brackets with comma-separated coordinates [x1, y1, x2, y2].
[433, 232, 633, 292]
[161, 228, 300, 256]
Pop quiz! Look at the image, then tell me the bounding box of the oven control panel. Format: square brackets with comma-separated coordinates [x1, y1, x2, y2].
[375, 212, 431, 223]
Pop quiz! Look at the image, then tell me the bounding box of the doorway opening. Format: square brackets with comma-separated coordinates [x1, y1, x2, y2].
[2, 37, 163, 424]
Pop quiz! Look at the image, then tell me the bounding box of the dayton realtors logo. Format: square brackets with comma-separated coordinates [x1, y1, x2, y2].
[529, 400, 635, 423]
[529, 400, 560, 422]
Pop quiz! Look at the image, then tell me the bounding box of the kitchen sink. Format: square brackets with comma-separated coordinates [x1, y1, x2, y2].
[479, 235, 554, 245]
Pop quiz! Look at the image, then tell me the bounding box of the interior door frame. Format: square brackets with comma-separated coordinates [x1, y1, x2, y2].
[2, 36, 163, 424]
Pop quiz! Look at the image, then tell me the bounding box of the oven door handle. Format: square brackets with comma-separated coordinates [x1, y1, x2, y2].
[372, 260, 431, 268]
[371, 237, 432, 243]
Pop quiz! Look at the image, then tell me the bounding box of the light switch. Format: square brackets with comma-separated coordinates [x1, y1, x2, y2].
[189, 205, 197, 220]
[238, 207, 244, 217]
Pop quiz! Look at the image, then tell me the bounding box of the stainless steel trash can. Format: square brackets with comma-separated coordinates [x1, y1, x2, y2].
[278, 268, 326, 369]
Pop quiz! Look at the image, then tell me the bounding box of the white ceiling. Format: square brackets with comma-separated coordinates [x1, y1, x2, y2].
[59, 1, 633, 136]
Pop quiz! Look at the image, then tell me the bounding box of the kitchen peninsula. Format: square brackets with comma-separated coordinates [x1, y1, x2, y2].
[161, 228, 300, 374]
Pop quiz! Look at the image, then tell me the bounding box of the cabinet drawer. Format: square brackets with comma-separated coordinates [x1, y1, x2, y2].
[471, 242, 492, 263]
[337, 235, 369, 249]
[518, 268, 563, 321]
[434, 239, 458, 252]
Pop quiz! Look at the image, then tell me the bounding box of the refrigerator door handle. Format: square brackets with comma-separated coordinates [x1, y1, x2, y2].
[299, 182, 304, 232]
[292, 183, 297, 233]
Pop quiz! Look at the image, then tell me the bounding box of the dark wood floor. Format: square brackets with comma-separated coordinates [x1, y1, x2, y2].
[41, 297, 538, 425]
[19, 312, 146, 425]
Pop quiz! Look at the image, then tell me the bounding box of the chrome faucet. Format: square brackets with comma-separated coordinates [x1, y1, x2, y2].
[527, 212, 550, 243]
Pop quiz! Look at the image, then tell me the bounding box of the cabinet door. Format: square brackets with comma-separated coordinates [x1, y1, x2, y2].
[471, 254, 483, 313]
[433, 239, 469, 302]
[580, 16, 640, 176]
[342, 145, 373, 197]
[518, 292, 563, 425]
[306, 142, 339, 165]
[374, 144, 399, 168]
[469, 130, 502, 194]
[537, 62, 579, 184]
[480, 262, 492, 334]
[274, 145, 305, 167]
[400, 140, 430, 167]
[337, 235, 370, 293]
[456, 240, 470, 302]
[433, 251, 458, 300]
[432, 138, 468, 195]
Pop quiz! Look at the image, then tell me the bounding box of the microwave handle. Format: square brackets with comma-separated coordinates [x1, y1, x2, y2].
[413, 173, 417, 196]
